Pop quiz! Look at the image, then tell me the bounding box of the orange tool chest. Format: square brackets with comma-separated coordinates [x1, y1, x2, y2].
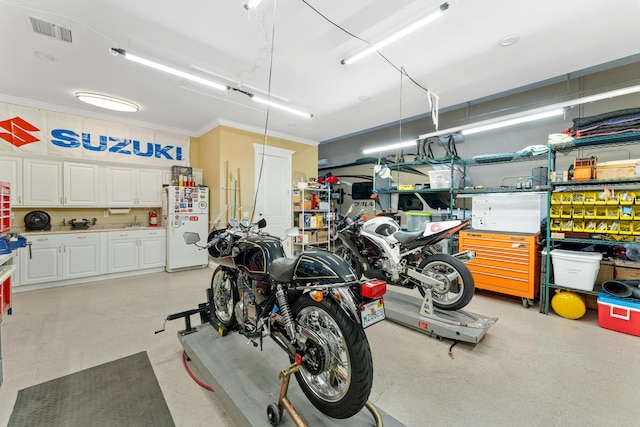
[459, 230, 541, 304]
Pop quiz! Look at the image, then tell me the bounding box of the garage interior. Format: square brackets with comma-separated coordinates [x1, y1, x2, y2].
[2, 1, 640, 426]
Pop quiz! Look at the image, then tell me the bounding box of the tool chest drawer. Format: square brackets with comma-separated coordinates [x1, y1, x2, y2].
[460, 230, 541, 302]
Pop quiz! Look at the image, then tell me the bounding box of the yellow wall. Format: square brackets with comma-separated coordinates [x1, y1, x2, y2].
[197, 125, 318, 223]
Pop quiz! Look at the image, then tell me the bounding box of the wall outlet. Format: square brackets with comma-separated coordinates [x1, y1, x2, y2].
[103, 210, 109, 218]
[243, 211, 249, 218]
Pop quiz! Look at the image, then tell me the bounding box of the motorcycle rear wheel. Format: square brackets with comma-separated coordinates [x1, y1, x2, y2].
[417, 253, 475, 311]
[334, 245, 363, 280]
[291, 297, 373, 419]
[210, 266, 237, 327]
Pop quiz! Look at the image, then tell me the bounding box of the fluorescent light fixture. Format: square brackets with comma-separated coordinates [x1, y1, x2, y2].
[112, 47, 313, 119]
[252, 96, 313, 119]
[363, 139, 416, 154]
[244, 0, 263, 10]
[418, 84, 640, 140]
[111, 48, 228, 92]
[75, 92, 139, 112]
[462, 109, 564, 135]
[342, 2, 449, 65]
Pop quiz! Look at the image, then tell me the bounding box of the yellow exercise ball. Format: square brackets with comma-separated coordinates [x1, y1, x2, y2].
[551, 290, 587, 319]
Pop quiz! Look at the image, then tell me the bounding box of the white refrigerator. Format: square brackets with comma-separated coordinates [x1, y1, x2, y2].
[164, 186, 209, 272]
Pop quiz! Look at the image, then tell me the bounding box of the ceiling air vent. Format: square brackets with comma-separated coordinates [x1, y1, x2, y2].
[28, 16, 73, 43]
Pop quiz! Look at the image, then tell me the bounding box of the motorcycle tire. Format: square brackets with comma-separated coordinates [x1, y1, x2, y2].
[291, 296, 373, 419]
[334, 245, 363, 280]
[417, 253, 475, 311]
[210, 266, 238, 327]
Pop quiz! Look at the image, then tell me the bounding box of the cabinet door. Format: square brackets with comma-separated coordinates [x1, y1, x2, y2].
[63, 162, 101, 206]
[139, 236, 166, 269]
[137, 168, 163, 206]
[107, 233, 138, 273]
[23, 159, 63, 206]
[62, 234, 101, 279]
[106, 166, 136, 206]
[20, 236, 63, 285]
[0, 157, 23, 205]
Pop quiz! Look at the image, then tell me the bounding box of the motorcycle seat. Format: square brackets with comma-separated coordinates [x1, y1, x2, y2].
[270, 257, 298, 282]
[394, 230, 423, 244]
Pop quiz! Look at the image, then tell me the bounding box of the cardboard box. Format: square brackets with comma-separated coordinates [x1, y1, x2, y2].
[316, 230, 328, 242]
[614, 260, 640, 280]
[596, 159, 640, 180]
[292, 190, 301, 203]
[597, 292, 640, 336]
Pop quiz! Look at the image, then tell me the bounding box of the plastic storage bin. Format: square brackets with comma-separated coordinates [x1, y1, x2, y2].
[405, 211, 432, 231]
[428, 169, 463, 189]
[550, 249, 602, 291]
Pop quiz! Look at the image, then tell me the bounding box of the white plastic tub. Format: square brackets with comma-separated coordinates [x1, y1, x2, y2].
[550, 249, 602, 291]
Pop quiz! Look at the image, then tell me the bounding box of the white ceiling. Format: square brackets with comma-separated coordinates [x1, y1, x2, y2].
[2, 0, 640, 145]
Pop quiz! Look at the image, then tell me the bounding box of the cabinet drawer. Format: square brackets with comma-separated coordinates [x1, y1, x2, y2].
[107, 229, 166, 241]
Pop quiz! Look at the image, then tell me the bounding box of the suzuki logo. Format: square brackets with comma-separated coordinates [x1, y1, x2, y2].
[0, 116, 40, 147]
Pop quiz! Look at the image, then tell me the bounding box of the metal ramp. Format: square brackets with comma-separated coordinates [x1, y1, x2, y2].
[178, 322, 406, 427]
[383, 290, 497, 343]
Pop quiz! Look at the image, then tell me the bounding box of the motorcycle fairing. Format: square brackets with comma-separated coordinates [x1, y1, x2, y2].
[422, 220, 463, 237]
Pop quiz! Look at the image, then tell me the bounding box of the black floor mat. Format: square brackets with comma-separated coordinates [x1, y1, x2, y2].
[8, 351, 175, 427]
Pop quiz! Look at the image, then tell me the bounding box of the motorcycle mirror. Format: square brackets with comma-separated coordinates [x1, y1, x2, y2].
[183, 232, 200, 245]
[285, 227, 299, 237]
[257, 218, 267, 229]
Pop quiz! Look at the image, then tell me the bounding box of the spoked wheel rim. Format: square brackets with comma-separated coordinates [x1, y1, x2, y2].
[211, 270, 234, 323]
[296, 305, 351, 402]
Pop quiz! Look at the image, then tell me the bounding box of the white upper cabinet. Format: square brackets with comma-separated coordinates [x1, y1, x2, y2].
[23, 159, 63, 206]
[23, 159, 101, 207]
[106, 166, 163, 207]
[0, 156, 23, 205]
[137, 168, 163, 206]
[63, 162, 101, 206]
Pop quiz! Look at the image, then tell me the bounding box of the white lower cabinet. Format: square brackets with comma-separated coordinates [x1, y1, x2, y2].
[107, 229, 166, 273]
[18, 233, 101, 286]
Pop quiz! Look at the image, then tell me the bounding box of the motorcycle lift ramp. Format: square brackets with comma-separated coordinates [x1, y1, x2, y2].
[177, 321, 405, 427]
[383, 289, 498, 344]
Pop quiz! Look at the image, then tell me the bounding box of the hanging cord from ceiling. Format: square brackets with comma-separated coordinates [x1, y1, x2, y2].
[300, 0, 440, 130]
[250, 0, 278, 224]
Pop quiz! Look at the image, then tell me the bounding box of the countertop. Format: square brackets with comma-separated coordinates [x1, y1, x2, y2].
[13, 224, 167, 236]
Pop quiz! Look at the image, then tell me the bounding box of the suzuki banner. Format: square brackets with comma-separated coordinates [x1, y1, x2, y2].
[0, 102, 189, 166]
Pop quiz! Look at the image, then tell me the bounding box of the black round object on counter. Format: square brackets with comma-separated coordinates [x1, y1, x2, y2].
[24, 210, 51, 231]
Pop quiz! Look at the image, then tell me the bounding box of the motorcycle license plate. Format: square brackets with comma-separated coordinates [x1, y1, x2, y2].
[360, 299, 385, 328]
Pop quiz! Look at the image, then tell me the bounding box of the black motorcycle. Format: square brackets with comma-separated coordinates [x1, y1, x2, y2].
[183, 217, 386, 420]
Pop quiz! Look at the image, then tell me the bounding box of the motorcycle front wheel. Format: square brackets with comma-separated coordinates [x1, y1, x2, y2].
[291, 296, 373, 419]
[334, 245, 363, 279]
[417, 253, 475, 311]
[210, 266, 237, 327]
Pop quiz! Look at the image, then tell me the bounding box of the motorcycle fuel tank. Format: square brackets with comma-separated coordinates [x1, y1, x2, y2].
[362, 216, 400, 239]
[235, 235, 287, 279]
[293, 249, 359, 284]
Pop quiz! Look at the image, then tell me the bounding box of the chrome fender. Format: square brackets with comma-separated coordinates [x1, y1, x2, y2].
[328, 287, 361, 325]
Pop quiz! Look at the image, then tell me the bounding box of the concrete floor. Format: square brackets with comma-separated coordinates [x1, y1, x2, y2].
[1, 268, 639, 427]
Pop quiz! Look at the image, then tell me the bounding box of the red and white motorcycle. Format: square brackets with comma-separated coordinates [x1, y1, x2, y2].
[335, 206, 475, 311]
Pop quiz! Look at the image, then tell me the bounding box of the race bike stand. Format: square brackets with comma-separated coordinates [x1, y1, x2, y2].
[161, 288, 405, 427]
[383, 288, 498, 344]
